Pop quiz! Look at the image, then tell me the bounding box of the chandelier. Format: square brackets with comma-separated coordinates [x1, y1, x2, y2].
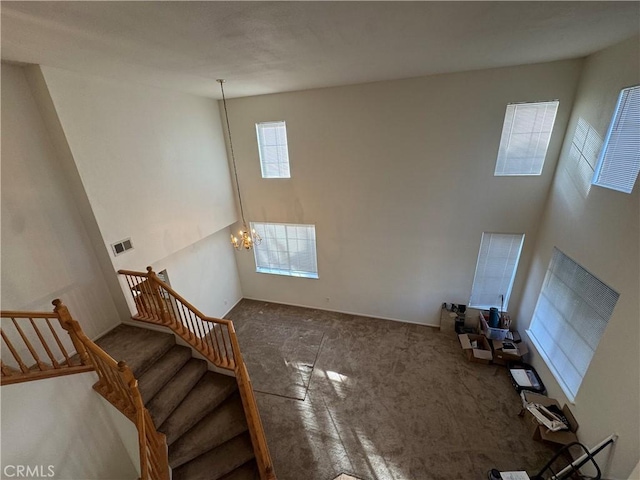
[218, 79, 262, 251]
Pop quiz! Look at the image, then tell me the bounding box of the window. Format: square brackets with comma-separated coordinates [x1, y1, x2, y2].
[527, 248, 618, 401]
[251, 222, 318, 278]
[469, 232, 525, 310]
[495, 101, 559, 176]
[592, 85, 640, 193]
[256, 121, 290, 178]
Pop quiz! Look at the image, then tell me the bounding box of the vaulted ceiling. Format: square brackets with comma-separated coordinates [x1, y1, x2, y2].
[2, 2, 638, 98]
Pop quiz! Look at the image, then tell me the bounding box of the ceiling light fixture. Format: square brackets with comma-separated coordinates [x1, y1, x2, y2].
[218, 79, 262, 251]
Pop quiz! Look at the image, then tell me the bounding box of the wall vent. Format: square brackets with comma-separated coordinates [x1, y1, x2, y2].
[111, 238, 133, 256]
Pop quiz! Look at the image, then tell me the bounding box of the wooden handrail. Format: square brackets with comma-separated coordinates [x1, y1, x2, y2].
[1, 307, 93, 385]
[1, 300, 169, 480]
[118, 267, 276, 480]
[52, 299, 169, 480]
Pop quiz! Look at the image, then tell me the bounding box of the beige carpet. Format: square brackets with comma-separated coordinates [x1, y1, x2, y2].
[227, 299, 555, 480]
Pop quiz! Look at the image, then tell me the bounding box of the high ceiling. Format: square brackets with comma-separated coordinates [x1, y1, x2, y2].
[2, 2, 638, 99]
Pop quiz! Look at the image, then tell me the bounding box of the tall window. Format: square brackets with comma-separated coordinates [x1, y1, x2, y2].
[592, 85, 640, 194]
[527, 248, 618, 401]
[495, 101, 559, 176]
[469, 233, 525, 310]
[251, 222, 318, 279]
[256, 121, 290, 178]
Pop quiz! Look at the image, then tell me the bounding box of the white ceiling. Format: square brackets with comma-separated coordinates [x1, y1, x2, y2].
[2, 2, 638, 99]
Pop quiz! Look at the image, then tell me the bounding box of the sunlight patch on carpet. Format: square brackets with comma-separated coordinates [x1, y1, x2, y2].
[233, 320, 324, 400]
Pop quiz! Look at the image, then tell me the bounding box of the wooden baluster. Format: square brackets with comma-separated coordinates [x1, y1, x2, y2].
[53, 299, 90, 366]
[86, 349, 109, 392]
[125, 275, 144, 317]
[45, 318, 72, 365]
[29, 318, 60, 368]
[176, 301, 195, 341]
[120, 360, 153, 479]
[191, 311, 212, 359]
[1, 360, 13, 377]
[103, 362, 131, 413]
[208, 323, 224, 364]
[146, 267, 172, 326]
[220, 324, 233, 368]
[11, 318, 47, 371]
[1, 329, 29, 373]
[116, 361, 138, 418]
[166, 295, 190, 341]
[141, 276, 159, 322]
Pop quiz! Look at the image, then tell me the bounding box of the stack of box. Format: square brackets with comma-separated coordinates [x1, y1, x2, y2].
[457, 310, 529, 365]
[520, 391, 580, 446]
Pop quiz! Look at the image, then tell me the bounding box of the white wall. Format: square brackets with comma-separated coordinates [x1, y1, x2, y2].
[223, 59, 583, 325]
[152, 227, 243, 318]
[1, 64, 121, 338]
[1, 373, 138, 479]
[517, 36, 639, 479]
[39, 66, 237, 273]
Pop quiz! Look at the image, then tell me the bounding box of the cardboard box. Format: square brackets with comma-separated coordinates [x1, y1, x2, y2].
[458, 334, 493, 364]
[492, 339, 529, 365]
[521, 391, 579, 446]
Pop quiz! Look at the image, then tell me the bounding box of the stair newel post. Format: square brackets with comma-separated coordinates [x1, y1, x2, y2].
[146, 267, 172, 327]
[52, 299, 90, 366]
[120, 360, 150, 480]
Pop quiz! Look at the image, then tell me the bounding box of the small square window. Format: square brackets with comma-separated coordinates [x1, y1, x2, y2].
[495, 101, 559, 176]
[251, 222, 318, 278]
[256, 121, 290, 178]
[592, 85, 640, 194]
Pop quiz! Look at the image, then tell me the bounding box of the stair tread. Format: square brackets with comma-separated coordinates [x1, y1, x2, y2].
[147, 358, 207, 426]
[138, 345, 192, 403]
[172, 432, 255, 480]
[95, 324, 175, 376]
[169, 393, 247, 468]
[219, 461, 259, 480]
[161, 370, 238, 446]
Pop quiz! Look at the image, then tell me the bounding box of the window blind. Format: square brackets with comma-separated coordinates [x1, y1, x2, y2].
[593, 85, 640, 194]
[256, 121, 291, 178]
[527, 248, 618, 401]
[469, 232, 525, 309]
[251, 222, 318, 279]
[495, 101, 559, 176]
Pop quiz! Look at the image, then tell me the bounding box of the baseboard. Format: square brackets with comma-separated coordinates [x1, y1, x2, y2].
[220, 297, 243, 319]
[241, 296, 440, 329]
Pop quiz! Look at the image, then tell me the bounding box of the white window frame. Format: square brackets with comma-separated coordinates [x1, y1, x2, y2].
[592, 85, 640, 194]
[251, 222, 318, 279]
[527, 248, 618, 402]
[469, 232, 525, 310]
[256, 121, 291, 179]
[494, 100, 559, 176]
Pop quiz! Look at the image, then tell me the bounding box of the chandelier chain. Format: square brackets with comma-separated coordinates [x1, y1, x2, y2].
[218, 79, 247, 227]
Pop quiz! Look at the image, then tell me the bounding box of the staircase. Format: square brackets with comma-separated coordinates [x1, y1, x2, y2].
[96, 324, 259, 480]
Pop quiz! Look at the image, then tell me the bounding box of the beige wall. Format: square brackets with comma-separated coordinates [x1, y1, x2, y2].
[518, 36, 640, 479]
[151, 226, 243, 318]
[1, 373, 138, 479]
[223, 59, 583, 325]
[1, 64, 120, 338]
[37, 66, 242, 316]
[39, 66, 238, 273]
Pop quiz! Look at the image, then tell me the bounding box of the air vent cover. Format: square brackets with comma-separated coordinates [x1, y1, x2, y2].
[111, 238, 133, 256]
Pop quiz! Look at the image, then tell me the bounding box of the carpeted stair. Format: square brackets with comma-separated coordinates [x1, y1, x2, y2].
[96, 324, 259, 480]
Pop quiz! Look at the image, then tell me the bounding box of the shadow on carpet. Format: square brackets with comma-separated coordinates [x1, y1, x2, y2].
[231, 319, 324, 400]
